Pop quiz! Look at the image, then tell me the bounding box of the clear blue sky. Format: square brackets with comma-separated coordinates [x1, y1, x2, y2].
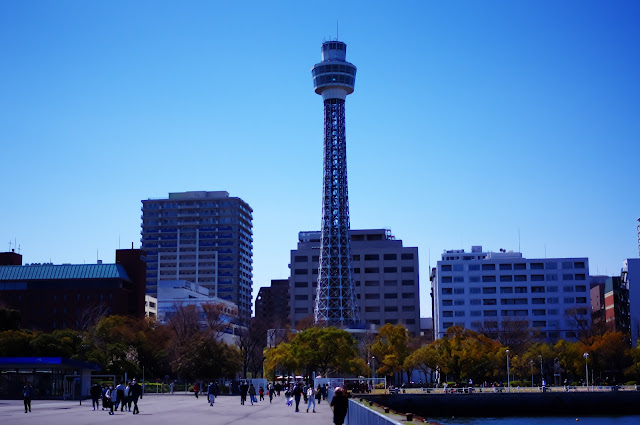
[1, 1, 639, 318]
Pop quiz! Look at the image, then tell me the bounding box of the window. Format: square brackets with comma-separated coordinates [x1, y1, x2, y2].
[453, 264, 464, 271]
[575, 285, 586, 292]
[501, 298, 528, 305]
[482, 264, 496, 271]
[383, 254, 397, 261]
[470, 311, 481, 317]
[482, 276, 496, 282]
[532, 309, 546, 316]
[575, 274, 586, 281]
[295, 255, 308, 262]
[402, 305, 415, 312]
[531, 263, 544, 270]
[442, 299, 453, 306]
[482, 287, 496, 294]
[406, 319, 416, 324]
[563, 274, 574, 281]
[401, 266, 415, 272]
[545, 262, 558, 269]
[402, 293, 414, 299]
[295, 282, 307, 288]
[443, 322, 454, 329]
[547, 297, 559, 304]
[499, 264, 513, 271]
[576, 308, 588, 315]
[352, 255, 360, 261]
[455, 311, 465, 317]
[532, 298, 545, 304]
[470, 276, 481, 283]
[562, 261, 573, 269]
[470, 299, 481, 305]
[470, 287, 481, 294]
[484, 310, 498, 317]
[385, 306, 399, 312]
[295, 295, 308, 300]
[384, 293, 398, 299]
[454, 300, 465, 306]
[531, 286, 545, 293]
[500, 287, 513, 294]
[574, 261, 585, 269]
[563, 285, 574, 292]
[384, 267, 398, 273]
[532, 321, 546, 327]
[441, 264, 452, 272]
[576, 297, 587, 303]
[402, 280, 415, 286]
[514, 263, 526, 270]
[295, 308, 308, 314]
[483, 299, 497, 305]
[365, 267, 380, 273]
[401, 253, 414, 260]
[546, 274, 558, 281]
[564, 297, 575, 303]
[365, 306, 380, 312]
[384, 280, 397, 286]
[364, 281, 380, 287]
[469, 265, 480, 271]
[442, 288, 452, 295]
[294, 269, 308, 275]
[365, 254, 379, 261]
[500, 275, 513, 282]
[531, 275, 544, 281]
[454, 288, 465, 294]
[514, 275, 527, 282]
[452, 276, 464, 283]
[547, 286, 558, 293]
[354, 268, 360, 273]
[365, 294, 380, 299]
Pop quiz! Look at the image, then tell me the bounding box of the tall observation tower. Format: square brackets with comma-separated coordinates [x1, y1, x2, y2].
[312, 40, 360, 327]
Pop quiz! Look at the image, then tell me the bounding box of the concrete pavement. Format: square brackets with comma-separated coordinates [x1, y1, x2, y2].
[0, 393, 334, 425]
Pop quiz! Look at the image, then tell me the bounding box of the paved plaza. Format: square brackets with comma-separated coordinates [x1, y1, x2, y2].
[0, 393, 334, 425]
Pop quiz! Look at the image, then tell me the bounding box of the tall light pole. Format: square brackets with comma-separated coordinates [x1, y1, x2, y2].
[583, 353, 589, 389]
[506, 349, 510, 393]
[539, 355, 543, 387]
[530, 360, 534, 388]
[372, 356, 376, 381]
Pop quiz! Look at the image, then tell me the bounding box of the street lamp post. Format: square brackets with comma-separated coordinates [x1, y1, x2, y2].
[530, 360, 534, 388]
[372, 356, 376, 381]
[583, 353, 589, 390]
[539, 355, 543, 388]
[506, 349, 510, 393]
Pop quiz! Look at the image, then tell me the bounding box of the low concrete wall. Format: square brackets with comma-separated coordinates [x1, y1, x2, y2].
[364, 392, 640, 417]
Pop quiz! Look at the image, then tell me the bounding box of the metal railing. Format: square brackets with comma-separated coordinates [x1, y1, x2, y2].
[347, 399, 403, 425]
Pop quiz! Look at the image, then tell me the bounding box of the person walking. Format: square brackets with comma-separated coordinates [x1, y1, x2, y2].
[292, 382, 303, 412]
[124, 381, 132, 411]
[259, 386, 264, 401]
[268, 383, 274, 403]
[116, 381, 126, 411]
[193, 382, 200, 399]
[248, 383, 257, 405]
[90, 383, 101, 411]
[130, 378, 142, 414]
[330, 387, 348, 425]
[306, 386, 316, 413]
[23, 382, 32, 413]
[240, 382, 249, 405]
[108, 385, 117, 415]
[315, 385, 322, 405]
[207, 382, 216, 406]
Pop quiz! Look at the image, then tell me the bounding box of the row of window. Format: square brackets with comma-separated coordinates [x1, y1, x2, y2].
[443, 298, 588, 306]
[442, 308, 588, 317]
[441, 274, 586, 283]
[295, 253, 414, 262]
[294, 266, 415, 275]
[293, 279, 416, 287]
[441, 261, 586, 272]
[441, 285, 587, 295]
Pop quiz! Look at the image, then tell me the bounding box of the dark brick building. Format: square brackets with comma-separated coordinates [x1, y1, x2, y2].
[0, 249, 146, 331]
[255, 279, 290, 327]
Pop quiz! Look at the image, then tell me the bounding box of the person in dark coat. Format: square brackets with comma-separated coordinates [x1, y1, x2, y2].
[330, 387, 348, 425]
[240, 382, 249, 405]
[23, 382, 32, 413]
[130, 379, 142, 414]
[90, 383, 101, 411]
[292, 382, 304, 412]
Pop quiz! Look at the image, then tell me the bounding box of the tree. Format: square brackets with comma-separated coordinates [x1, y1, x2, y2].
[290, 327, 361, 379]
[368, 324, 411, 382]
[0, 307, 21, 331]
[30, 329, 83, 358]
[0, 330, 36, 356]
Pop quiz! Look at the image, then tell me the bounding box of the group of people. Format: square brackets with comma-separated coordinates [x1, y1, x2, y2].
[89, 379, 142, 415]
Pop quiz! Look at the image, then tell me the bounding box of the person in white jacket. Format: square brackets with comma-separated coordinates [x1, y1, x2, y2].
[306, 386, 316, 413]
[108, 386, 118, 415]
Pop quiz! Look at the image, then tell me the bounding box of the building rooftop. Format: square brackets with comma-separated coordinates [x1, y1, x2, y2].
[0, 264, 131, 281]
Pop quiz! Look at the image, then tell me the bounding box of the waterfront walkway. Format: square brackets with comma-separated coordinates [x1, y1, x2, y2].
[0, 393, 334, 425]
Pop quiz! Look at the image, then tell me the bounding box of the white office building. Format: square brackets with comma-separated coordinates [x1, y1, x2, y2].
[431, 246, 590, 341]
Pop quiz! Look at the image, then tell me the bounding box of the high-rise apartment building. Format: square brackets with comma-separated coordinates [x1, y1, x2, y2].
[141, 191, 253, 325]
[431, 246, 590, 341]
[255, 279, 290, 327]
[289, 229, 420, 335]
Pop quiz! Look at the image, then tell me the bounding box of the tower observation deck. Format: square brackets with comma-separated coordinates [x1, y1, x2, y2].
[312, 40, 360, 327]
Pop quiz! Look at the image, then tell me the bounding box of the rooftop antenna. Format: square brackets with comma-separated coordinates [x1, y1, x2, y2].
[337, 20, 339, 40]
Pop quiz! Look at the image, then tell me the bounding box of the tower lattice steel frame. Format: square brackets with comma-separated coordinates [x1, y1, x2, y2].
[311, 40, 360, 327]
